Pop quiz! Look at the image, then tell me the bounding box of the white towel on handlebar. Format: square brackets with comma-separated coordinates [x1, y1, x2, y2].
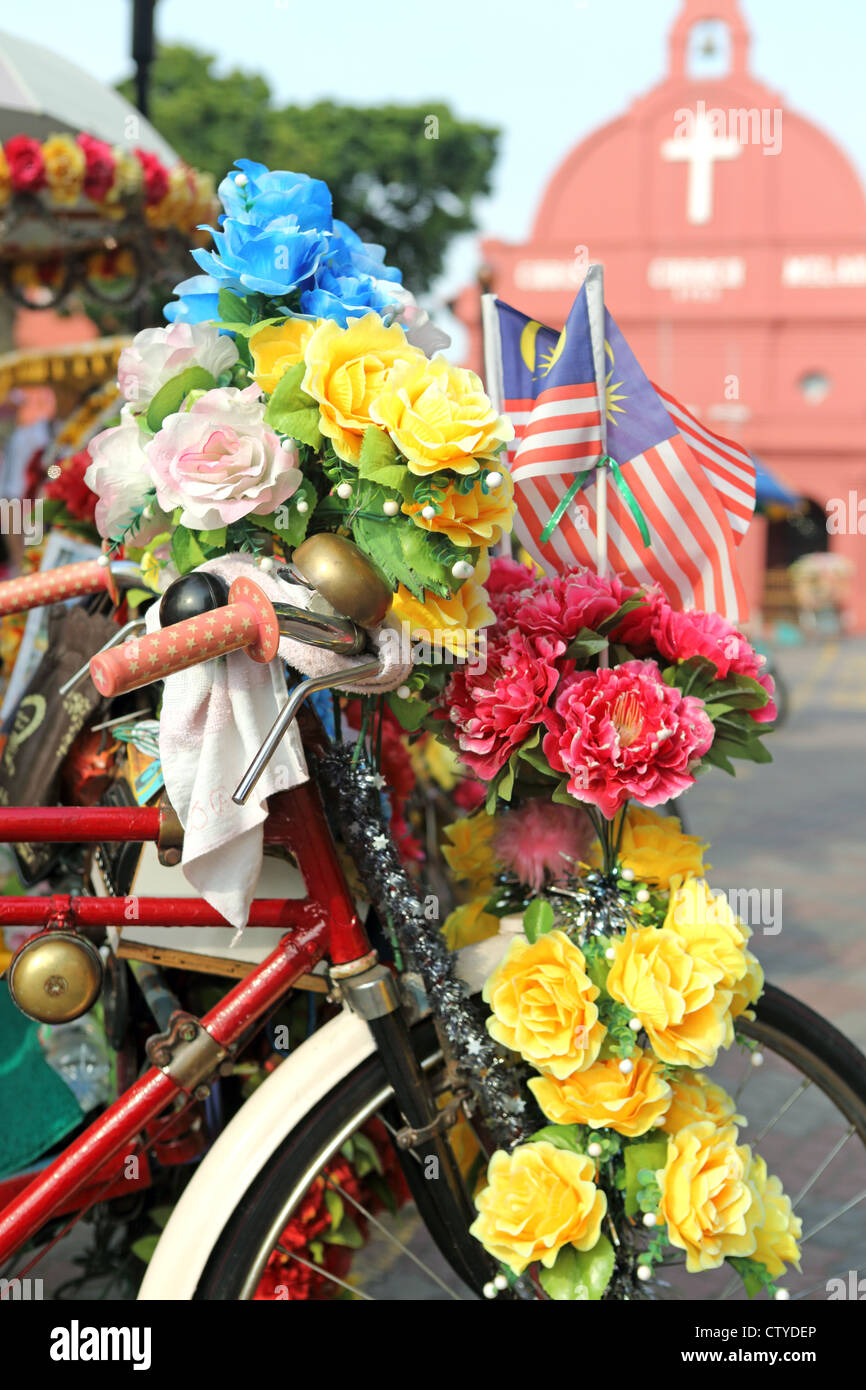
[146, 552, 413, 933]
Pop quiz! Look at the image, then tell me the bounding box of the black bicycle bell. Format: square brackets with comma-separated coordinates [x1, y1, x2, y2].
[159, 572, 230, 627]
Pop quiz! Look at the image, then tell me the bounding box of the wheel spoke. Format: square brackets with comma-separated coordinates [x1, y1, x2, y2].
[752, 1078, 811, 1143]
[324, 1177, 465, 1301]
[801, 1187, 866, 1244]
[792, 1126, 856, 1209]
[276, 1245, 375, 1301]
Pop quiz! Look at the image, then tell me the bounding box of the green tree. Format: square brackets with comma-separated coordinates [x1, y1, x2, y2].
[118, 45, 499, 291]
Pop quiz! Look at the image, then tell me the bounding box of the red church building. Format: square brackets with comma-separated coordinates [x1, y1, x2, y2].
[457, 0, 866, 632]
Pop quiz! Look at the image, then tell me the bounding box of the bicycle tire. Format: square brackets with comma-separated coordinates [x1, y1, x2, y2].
[192, 988, 866, 1301]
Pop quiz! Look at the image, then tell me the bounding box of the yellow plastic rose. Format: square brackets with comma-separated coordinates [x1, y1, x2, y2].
[409, 734, 462, 792]
[590, 805, 707, 886]
[391, 553, 494, 658]
[665, 876, 750, 991]
[442, 811, 498, 892]
[302, 314, 421, 464]
[483, 929, 605, 1078]
[658, 1121, 763, 1273]
[530, 1048, 672, 1137]
[729, 948, 764, 1020]
[370, 355, 514, 476]
[251, 318, 319, 395]
[606, 926, 733, 1068]
[442, 897, 500, 951]
[660, 1069, 744, 1134]
[748, 1154, 802, 1278]
[0, 149, 11, 209]
[470, 1141, 607, 1275]
[43, 134, 85, 206]
[402, 469, 515, 549]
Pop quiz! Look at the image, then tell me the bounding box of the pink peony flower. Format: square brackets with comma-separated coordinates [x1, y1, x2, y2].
[647, 602, 774, 721]
[443, 630, 560, 782]
[493, 799, 595, 892]
[118, 321, 238, 410]
[145, 384, 301, 530]
[542, 659, 715, 818]
[485, 555, 537, 601]
[134, 148, 170, 206]
[496, 566, 645, 651]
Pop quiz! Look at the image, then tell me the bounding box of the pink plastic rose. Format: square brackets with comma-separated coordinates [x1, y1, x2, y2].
[146, 384, 301, 530]
[118, 321, 238, 409]
[443, 630, 560, 782]
[648, 604, 775, 721]
[85, 406, 170, 542]
[542, 659, 715, 818]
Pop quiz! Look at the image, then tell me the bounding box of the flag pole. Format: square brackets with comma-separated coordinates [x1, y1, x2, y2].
[481, 291, 511, 559]
[584, 263, 609, 582]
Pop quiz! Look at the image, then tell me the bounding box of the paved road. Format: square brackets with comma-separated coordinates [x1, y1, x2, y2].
[684, 636, 866, 1052]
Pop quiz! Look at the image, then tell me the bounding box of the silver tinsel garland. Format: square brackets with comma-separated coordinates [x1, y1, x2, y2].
[313, 743, 541, 1150]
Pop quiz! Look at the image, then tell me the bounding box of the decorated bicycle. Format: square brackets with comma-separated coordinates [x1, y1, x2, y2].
[0, 160, 863, 1302]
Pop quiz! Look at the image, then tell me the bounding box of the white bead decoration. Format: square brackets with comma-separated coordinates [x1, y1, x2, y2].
[775, 1288, 790, 1301]
[618, 1058, 634, 1075]
[421, 505, 436, 520]
[482, 1282, 497, 1299]
[751, 1051, 765, 1067]
[97, 554, 110, 567]
[604, 947, 617, 961]
[587, 1142, 602, 1158]
[259, 556, 275, 574]
[281, 438, 295, 452]
[642, 1212, 657, 1228]
[628, 1017, 642, 1032]
[452, 560, 474, 581]
[337, 482, 353, 500]
[486, 471, 503, 489]
[383, 500, 399, 516]
[636, 889, 650, 903]
[296, 500, 309, 514]
[493, 1273, 508, 1291]
[396, 685, 411, 699]
[235, 173, 248, 186]
[636, 1265, 652, 1282]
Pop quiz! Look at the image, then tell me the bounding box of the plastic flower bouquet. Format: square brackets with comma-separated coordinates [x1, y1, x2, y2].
[83, 160, 515, 621]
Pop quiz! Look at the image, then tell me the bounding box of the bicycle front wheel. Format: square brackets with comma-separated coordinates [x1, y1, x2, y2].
[193, 989, 866, 1302]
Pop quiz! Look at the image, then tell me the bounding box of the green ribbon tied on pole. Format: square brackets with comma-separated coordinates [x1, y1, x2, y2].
[539, 455, 652, 548]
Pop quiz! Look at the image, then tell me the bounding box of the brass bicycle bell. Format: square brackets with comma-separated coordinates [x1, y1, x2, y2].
[7, 930, 103, 1024]
[291, 534, 393, 628]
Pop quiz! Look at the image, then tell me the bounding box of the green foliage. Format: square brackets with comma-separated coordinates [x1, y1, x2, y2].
[623, 1136, 669, 1218]
[728, 1256, 778, 1299]
[563, 627, 610, 662]
[263, 362, 322, 449]
[170, 525, 207, 575]
[528, 1124, 585, 1154]
[539, 1236, 615, 1301]
[145, 367, 216, 432]
[118, 46, 500, 292]
[522, 897, 555, 943]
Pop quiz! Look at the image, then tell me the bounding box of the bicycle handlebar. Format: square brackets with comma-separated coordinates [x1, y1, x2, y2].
[89, 577, 280, 698]
[0, 560, 113, 617]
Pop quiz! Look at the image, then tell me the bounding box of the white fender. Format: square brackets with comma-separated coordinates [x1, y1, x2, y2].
[138, 1007, 374, 1300]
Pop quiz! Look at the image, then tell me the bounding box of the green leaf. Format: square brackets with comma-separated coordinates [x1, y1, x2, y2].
[358, 426, 403, 491]
[217, 289, 253, 325]
[131, 1234, 160, 1264]
[624, 1137, 669, 1217]
[351, 1131, 384, 1177]
[528, 1124, 585, 1154]
[198, 526, 227, 551]
[170, 526, 207, 576]
[728, 1255, 778, 1300]
[539, 1235, 615, 1301]
[148, 1205, 175, 1231]
[145, 367, 216, 432]
[596, 595, 648, 636]
[552, 777, 579, 808]
[324, 1187, 344, 1232]
[564, 627, 609, 661]
[322, 1213, 364, 1249]
[386, 690, 430, 732]
[264, 361, 322, 448]
[366, 1174, 398, 1216]
[523, 897, 555, 943]
[398, 523, 453, 598]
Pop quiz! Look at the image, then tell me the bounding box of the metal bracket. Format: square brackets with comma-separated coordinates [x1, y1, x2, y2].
[46, 894, 75, 932]
[145, 1011, 232, 1099]
[394, 1087, 473, 1150]
[156, 796, 184, 867]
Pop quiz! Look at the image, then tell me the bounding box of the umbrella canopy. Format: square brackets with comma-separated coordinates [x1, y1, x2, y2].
[753, 457, 799, 510]
[0, 30, 177, 163]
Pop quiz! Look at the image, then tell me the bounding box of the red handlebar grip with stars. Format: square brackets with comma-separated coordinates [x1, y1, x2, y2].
[89, 577, 280, 698]
[0, 561, 113, 617]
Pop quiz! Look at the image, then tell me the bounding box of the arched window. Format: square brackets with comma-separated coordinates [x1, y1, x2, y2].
[686, 19, 732, 78]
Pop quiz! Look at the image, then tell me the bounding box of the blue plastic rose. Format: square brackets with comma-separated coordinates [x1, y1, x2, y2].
[163, 274, 222, 325]
[329, 219, 402, 283]
[300, 267, 404, 326]
[217, 159, 333, 232]
[191, 215, 331, 297]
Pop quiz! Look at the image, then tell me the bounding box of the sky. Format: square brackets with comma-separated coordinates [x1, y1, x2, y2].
[3, 0, 865, 332]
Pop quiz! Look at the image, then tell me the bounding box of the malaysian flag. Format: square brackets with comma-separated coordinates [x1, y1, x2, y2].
[484, 273, 756, 620]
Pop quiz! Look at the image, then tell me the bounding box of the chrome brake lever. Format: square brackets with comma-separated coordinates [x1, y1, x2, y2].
[59, 618, 146, 698]
[232, 658, 382, 806]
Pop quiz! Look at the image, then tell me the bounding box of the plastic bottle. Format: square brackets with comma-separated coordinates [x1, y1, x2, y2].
[38, 1015, 113, 1113]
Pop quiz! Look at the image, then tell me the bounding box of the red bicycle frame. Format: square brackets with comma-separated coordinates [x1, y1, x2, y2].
[0, 780, 372, 1264]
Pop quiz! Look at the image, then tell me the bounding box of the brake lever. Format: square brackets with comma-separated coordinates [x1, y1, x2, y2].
[59, 618, 146, 698]
[232, 658, 382, 806]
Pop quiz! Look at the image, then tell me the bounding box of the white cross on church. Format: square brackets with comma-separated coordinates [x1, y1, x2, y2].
[661, 110, 741, 224]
